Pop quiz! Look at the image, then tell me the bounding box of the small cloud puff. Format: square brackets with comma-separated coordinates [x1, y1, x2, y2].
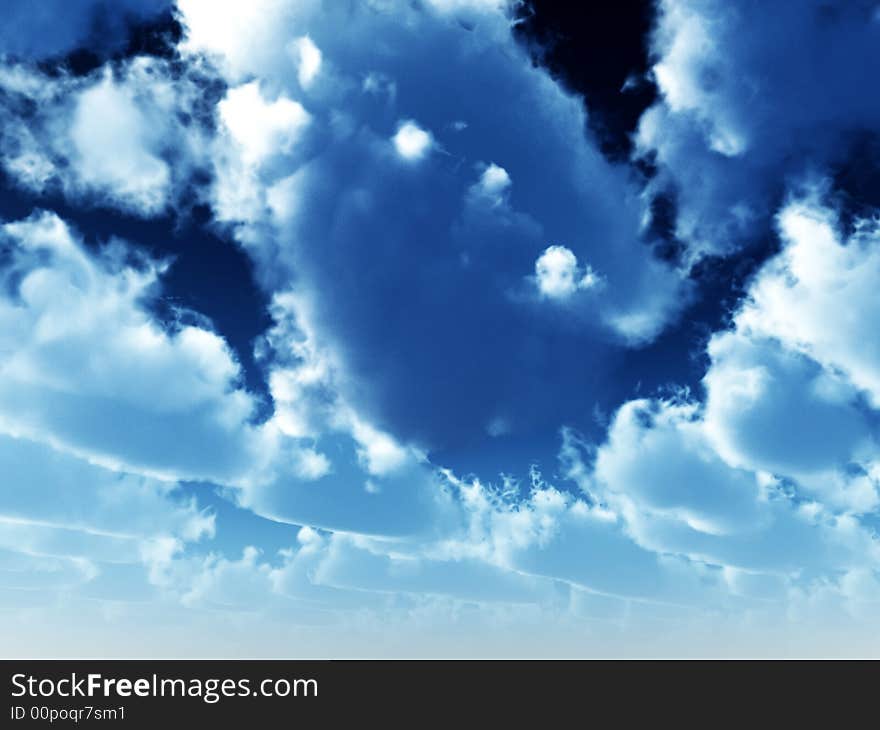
[534, 244, 602, 300]
[392, 120, 434, 161]
[362, 71, 397, 102]
[468, 162, 511, 207]
[289, 35, 322, 89]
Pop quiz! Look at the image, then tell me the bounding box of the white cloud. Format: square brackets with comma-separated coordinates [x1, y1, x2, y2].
[0, 211, 268, 483]
[213, 82, 311, 224]
[582, 194, 880, 569]
[291, 447, 332, 480]
[392, 120, 433, 161]
[69, 72, 171, 215]
[737, 199, 880, 408]
[0, 58, 209, 217]
[350, 423, 408, 476]
[289, 35, 322, 89]
[704, 331, 874, 488]
[218, 82, 310, 167]
[595, 399, 764, 536]
[2, 0, 880, 657]
[312, 532, 556, 604]
[691, 196, 880, 513]
[534, 245, 601, 299]
[468, 163, 511, 207]
[429, 466, 723, 605]
[0, 430, 213, 607]
[178, 0, 316, 82]
[477, 163, 510, 194]
[651, 2, 747, 157]
[588, 396, 879, 574]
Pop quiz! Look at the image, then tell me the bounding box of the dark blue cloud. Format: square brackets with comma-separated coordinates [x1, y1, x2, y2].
[640, 0, 880, 260]
[226, 3, 687, 465]
[0, 0, 174, 65]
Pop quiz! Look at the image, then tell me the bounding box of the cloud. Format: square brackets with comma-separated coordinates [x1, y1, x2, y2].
[467, 162, 511, 208]
[347, 414, 410, 476]
[426, 0, 509, 15]
[0, 0, 172, 61]
[697, 196, 880, 513]
[69, 71, 171, 214]
[704, 331, 874, 483]
[0, 435, 211, 562]
[422, 465, 728, 606]
[392, 120, 434, 161]
[0, 428, 214, 624]
[0, 57, 211, 217]
[312, 533, 558, 605]
[219, 82, 310, 168]
[177, 0, 317, 82]
[4, 0, 880, 657]
[289, 35, 322, 89]
[533, 244, 602, 299]
[588, 396, 879, 574]
[737, 198, 880, 408]
[212, 81, 311, 223]
[0, 211, 268, 483]
[178, 0, 687, 455]
[595, 399, 765, 537]
[581, 194, 880, 571]
[640, 0, 880, 258]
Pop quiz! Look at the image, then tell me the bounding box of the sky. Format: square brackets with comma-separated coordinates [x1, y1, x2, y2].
[1, 0, 880, 657]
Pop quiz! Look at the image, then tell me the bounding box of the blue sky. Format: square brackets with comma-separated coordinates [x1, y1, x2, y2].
[1, 0, 880, 657]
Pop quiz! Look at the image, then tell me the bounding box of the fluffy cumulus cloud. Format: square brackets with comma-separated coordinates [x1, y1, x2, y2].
[0, 208, 442, 541]
[0, 57, 213, 216]
[579, 195, 880, 608]
[468, 162, 511, 207]
[212, 80, 311, 222]
[0, 211, 266, 482]
[392, 120, 434, 161]
[701, 197, 880, 512]
[591, 398, 878, 574]
[3, 0, 880, 658]
[738, 199, 880, 407]
[534, 244, 602, 299]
